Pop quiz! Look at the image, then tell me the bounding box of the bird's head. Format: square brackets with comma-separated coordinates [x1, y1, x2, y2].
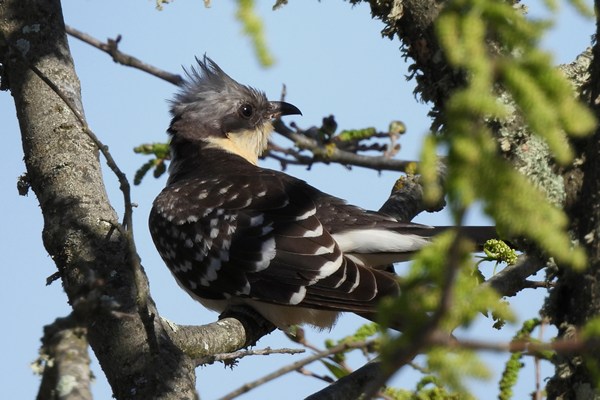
[168, 56, 301, 165]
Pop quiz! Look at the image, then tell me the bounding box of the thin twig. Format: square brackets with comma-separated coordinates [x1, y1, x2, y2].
[65, 25, 184, 86]
[296, 367, 336, 384]
[535, 320, 545, 400]
[430, 330, 591, 355]
[196, 347, 305, 365]
[218, 340, 374, 400]
[65, 26, 421, 173]
[273, 119, 416, 172]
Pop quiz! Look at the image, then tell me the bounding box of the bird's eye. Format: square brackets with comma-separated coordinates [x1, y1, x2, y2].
[239, 104, 254, 119]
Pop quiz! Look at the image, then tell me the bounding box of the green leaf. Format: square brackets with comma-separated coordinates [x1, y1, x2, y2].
[320, 360, 349, 380]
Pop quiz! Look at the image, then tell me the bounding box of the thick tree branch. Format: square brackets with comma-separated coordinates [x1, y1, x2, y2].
[484, 255, 545, 298]
[35, 315, 92, 400]
[165, 306, 276, 365]
[305, 362, 383, 400]
[545, 6, 600, 397]
[0, 2, 198, 398]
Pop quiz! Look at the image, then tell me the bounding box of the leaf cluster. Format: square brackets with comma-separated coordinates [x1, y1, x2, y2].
[377, 232, 514, 398]
[422, 0, 595, 269]
[498, 318, 545, 400]
[132, 143, 170, 185]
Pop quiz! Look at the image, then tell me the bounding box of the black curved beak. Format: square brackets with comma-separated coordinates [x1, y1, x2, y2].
[268, 101, 302, 118]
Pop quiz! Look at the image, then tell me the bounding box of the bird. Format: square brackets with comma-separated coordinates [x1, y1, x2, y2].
[149, 56, 494, 330]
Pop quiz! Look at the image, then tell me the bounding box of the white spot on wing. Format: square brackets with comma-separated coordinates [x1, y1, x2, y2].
[186, 215, 199, 223]
[207, 258, 221, 275]
[348, 265, 360, 292]
[222, 239, 231, 250]
[313, 241, 335, 255]
[218, 185, 232, 194]
[309, 254, 343, 284]
[332, 230, 430, 253]
[193, 251, 205, 262]
[200, 258, 221, 285]
[288, 286, 306, 305]
[236, 281, 251, 295]
[295, 207, 316, 221]
[302, 223, 323, 238]
[253, 237, 276, 271]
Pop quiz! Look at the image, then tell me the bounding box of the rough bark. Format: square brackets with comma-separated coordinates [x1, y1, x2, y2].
[0, 1, 282, 398]
[544, 11, 600, 400]
[2, 0, 597, 398]
[0, 1, 192, 398]
[353, 1, 600, 398]
[36, 316, 92, 400]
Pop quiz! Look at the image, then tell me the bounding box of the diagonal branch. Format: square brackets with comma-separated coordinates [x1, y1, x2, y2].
[66, 25, 184, 86]
[65, 25, 420, 174]
[218, 339, 376, 400]
[306, 330, 596, 400]
[305, 362, 383, 400]
[20, 51, 160, 355]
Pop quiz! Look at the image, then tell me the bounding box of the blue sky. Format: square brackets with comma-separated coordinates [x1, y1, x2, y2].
[0, 1, 594, 399]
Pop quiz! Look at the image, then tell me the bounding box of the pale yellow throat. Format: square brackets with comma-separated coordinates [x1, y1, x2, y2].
[206, 122, 274, 165]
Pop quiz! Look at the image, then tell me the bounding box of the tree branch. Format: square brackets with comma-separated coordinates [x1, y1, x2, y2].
[306, 329, 595, 400]
[219, 340, 376, 400]
[64, 25, 421, 174]
[304, 362, 383, 400]
[35, 315, 92, 400]
[199, 347, 305, 365]
[0, 2, 198, 398]
[272, 119, 417, 172]
[65, 25, 184, 86]
[15, 28, 162, 362]
[164, 306, 276, 366]
[484, 255, 546, 298]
